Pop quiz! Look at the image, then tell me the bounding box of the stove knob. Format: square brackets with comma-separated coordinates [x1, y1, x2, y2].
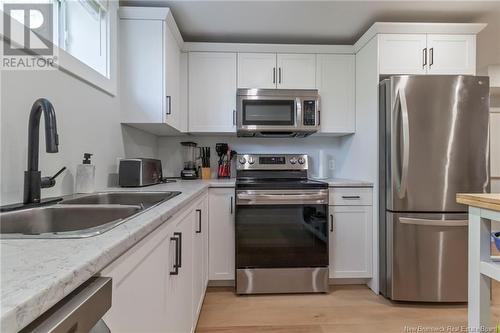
[248, 156, 255, 164]
[239, 157, 247, 164]
[290, 157, 298, 165]
[298, 157, 306, 165]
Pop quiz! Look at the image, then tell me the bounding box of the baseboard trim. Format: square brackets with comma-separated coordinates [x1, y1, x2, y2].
[208, 280, 235, 287]
[329, 278, 371, 285]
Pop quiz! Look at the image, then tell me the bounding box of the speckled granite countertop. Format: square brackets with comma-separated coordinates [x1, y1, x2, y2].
[0, 177, 369, 332]
[0, 180, 235, 332]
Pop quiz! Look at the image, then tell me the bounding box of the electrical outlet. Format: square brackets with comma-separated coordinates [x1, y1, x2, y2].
[329, 159, 336, 171]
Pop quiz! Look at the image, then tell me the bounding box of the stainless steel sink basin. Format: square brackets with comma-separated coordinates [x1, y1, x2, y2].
[59, 191, 181, 208]
[0, 205, 142, 239]
[0, 191, 181, 239]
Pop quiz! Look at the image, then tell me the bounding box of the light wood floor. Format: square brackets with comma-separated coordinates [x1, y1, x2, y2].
[196, 283, 500, 333]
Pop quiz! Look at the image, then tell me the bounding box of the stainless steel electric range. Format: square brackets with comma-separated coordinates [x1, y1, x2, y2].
[235, 154, 329, 294]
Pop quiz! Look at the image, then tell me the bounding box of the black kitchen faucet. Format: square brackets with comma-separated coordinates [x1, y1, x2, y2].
[23, 98, 65, 205]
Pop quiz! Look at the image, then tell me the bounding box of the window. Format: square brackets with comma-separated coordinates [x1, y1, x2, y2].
[3, 0, 117, 94]
[56, 0, 109, 77]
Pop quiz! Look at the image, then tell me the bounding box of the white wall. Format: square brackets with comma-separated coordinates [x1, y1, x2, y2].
[158, 135, 347, 179]
[476, 11, 500, 72]
[0, 59, 158, 205]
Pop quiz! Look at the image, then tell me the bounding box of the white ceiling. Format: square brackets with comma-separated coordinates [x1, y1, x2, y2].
[120, 0, 500, 44]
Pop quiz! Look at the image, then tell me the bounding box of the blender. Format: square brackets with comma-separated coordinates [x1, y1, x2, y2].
[180, 141, 199, 179]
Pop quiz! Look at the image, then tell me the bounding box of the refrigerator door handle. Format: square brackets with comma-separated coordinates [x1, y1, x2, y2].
[399, 217, 468, 227]
[398, 89, 410, 199]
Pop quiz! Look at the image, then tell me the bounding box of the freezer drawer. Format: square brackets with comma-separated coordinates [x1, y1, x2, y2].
[387, 212, 468, 302]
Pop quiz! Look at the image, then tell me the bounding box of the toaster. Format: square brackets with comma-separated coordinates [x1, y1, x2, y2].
[119, 158, 163, 187]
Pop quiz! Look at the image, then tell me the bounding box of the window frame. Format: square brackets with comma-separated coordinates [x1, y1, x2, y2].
[1, 0, 118, 96]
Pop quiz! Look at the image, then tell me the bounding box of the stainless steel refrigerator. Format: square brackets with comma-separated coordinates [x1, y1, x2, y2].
[379, 75, 490, 302]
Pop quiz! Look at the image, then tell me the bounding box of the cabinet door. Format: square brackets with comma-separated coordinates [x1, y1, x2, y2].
[316, 54, 355, 134]
[166, 210, 195, 333]
[101, 221, 171, 332]
[329, 205, 372, 278]
[189, 52, 237, 133]
[379, 34, 427, 75]
[277, 53, 316, 89]
[426, 34, 476, 75]
[491, 113, 500, 178]
[209, 188, 235, 280]
[238, 53, 277, 89]
[120, 19, 164, 123]
[164, 23, 182, 129]
[192, 194, 209, 324]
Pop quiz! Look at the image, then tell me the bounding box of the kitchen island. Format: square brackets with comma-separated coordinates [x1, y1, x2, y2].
[457, 193, 500, 331]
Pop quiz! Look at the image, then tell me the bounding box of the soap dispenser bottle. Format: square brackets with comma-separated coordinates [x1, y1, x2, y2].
[76, 153, 95, 193]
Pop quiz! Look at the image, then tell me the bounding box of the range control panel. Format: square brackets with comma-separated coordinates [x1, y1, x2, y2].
[236, 154, 308, 170]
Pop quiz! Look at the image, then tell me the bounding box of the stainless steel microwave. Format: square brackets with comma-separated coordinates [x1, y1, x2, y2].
[236, 89, 320, 137]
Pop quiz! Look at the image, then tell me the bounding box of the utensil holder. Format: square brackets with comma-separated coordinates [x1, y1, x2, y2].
[201, 167, 211, 180]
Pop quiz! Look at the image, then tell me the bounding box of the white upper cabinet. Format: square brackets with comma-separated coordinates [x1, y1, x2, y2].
[237, 53, 316, 89]
[379, 34, 427, 75]
[164, 22, 182, 129]
[188, 52, 237, 133]
[316, 54, 355, 134]
[378, 33, 476, 75]
[238, 53, 277, 89]
[277, 53, 316, 89]
[119, 8, 185, 133]
[426, 34, 476, 75]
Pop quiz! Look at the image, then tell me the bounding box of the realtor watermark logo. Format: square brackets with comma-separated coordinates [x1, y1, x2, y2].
[1, 3, 58, 70]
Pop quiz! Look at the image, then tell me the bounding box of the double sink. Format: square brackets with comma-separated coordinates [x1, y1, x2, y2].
[0, 192, 181, 239]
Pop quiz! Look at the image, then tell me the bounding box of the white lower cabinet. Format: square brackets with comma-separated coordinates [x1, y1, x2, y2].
[102, 192, 209, 333]
[329, 187, 373, 279]
[102, 220, 171, 332]
[166, 208, 195, 333]
[192, 195, 209, 323]
[208, 188, 235, 281]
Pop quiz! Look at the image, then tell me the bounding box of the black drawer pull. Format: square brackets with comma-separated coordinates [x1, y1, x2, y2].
[342, 195, 361, 199]
[174, 232, 182, 268]
[196, 209, 202, 233]
[170, 236, 179, 275]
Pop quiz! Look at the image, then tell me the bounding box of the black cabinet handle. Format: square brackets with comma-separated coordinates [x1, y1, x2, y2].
[196, 209, 202, 233]
[170, 236, 179, 275]
[166, 96, 172, 115]
[330, 214, 334, 232]
[278, 67, 282, 84]
[230, 196, 233, 214]
[422, 48, 427, 68]
[342, 195, 361, 199]
[273, 67, 276, 84]
[429, 47, 434, 67]
[174, 232, 182, 268]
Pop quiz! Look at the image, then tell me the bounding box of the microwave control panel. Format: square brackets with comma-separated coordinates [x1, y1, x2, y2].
[303, 100, 316, 126]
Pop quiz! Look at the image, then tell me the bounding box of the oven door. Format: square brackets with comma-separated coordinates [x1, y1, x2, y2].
[235, 189, 329, 269]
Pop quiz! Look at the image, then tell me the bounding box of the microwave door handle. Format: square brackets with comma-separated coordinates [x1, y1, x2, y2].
[296, 99, 301, 126]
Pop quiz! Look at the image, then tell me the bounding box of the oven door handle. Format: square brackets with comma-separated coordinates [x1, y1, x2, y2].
[237, 191, 328, 205]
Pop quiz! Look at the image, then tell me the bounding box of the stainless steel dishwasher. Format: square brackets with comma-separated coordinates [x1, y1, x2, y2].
[21, 277, 112, 333]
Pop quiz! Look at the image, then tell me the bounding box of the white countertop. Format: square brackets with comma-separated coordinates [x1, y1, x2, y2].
[0, 180, 215, 332]
[0, 177, 369, 332]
